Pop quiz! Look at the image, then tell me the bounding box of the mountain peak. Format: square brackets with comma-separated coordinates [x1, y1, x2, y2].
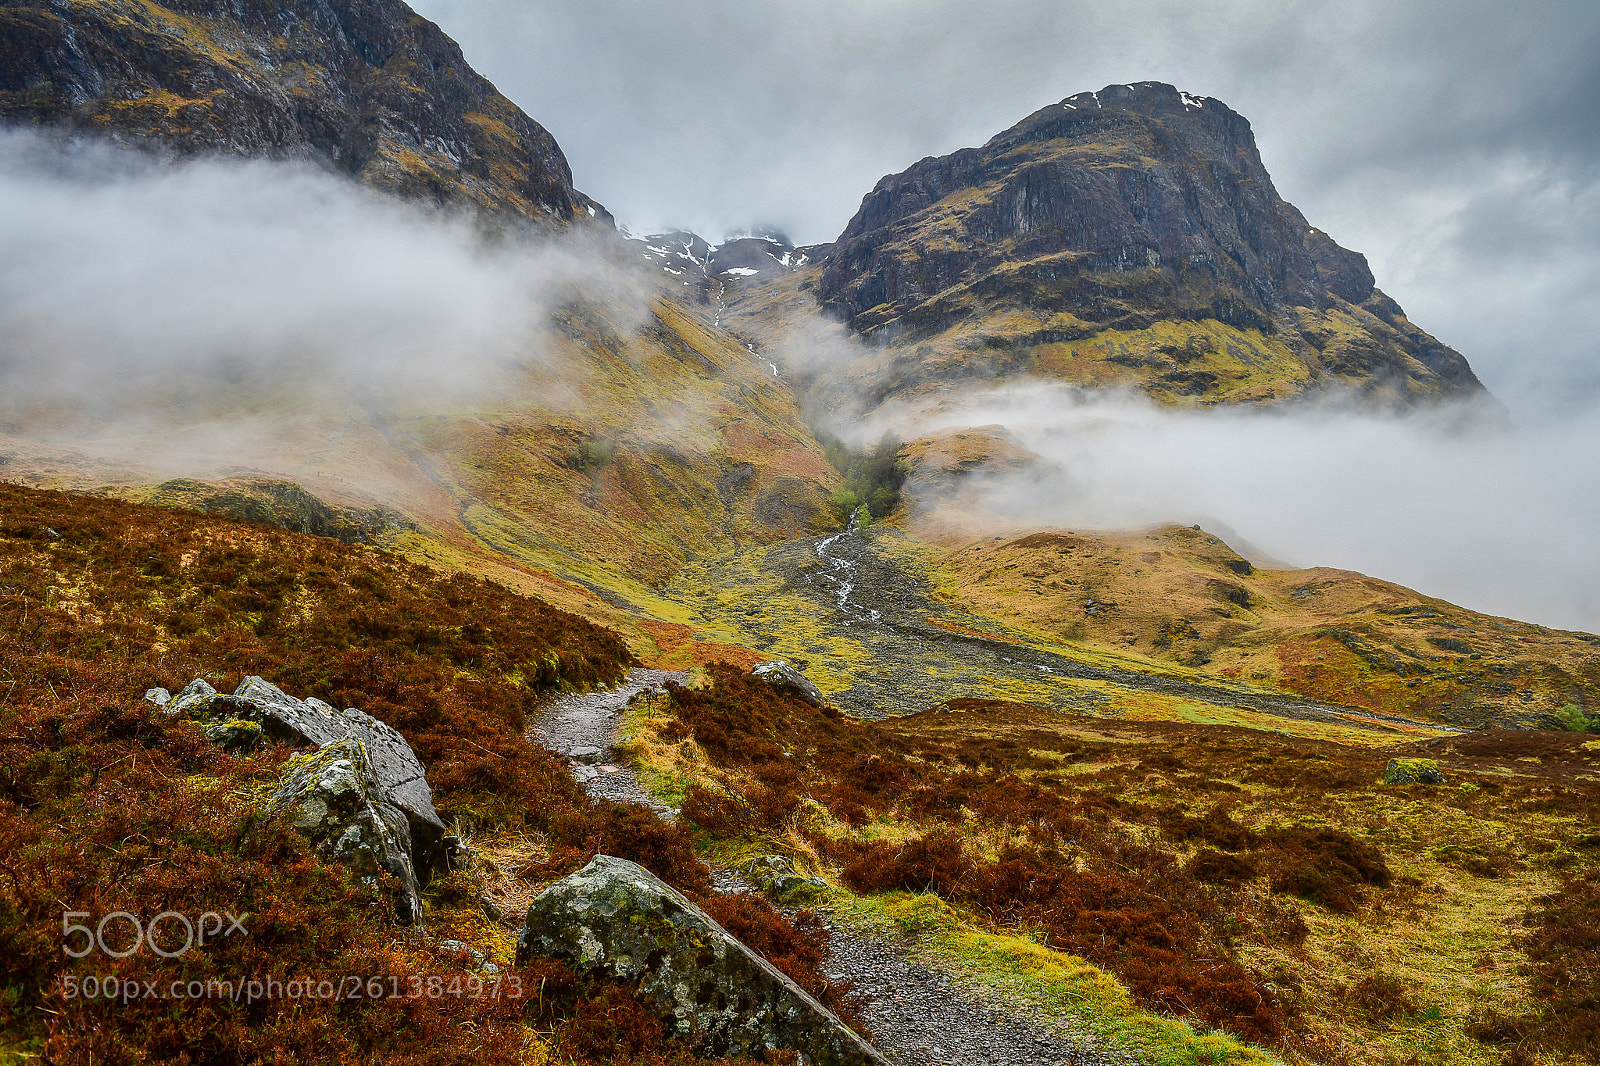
[1057, 81, 1214, 114]
[812, 84, 1481, 408]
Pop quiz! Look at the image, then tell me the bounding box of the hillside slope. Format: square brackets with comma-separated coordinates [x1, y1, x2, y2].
[0, 0, 840, 655]
[928, 523, 1600, 729]
[0, 278, 836, 655]
[0, 482, 854, 1064]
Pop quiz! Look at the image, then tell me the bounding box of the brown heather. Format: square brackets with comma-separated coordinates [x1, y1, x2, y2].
[0, 484, 831, 1064]
[663, 663, 1600, 1064]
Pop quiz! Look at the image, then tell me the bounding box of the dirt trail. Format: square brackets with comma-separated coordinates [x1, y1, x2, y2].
[533, 671, 1141, 1066]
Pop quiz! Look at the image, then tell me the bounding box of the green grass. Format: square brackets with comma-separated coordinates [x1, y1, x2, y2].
[834, 892, 1283, 1066]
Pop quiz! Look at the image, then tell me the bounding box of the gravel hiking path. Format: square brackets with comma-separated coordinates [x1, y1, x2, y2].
[534, 670, 1141, 1066]
[534, 667, 686, 816]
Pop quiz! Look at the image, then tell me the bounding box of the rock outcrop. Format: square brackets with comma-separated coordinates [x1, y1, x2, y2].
[271, 738, 427, 923]
[145, 477, 414, 544]
[1384, 757, 1445, 785]
[160, 676, 447, 921]
[751, 660, 827, 708]
[517, 855, 886, 1065]
[802, 81, 1485, 409]
[0, 0, 602, 223]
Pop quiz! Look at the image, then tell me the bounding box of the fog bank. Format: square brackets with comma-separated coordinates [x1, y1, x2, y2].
[0, 130, 636, 436]
[879, 386, 1600, 633]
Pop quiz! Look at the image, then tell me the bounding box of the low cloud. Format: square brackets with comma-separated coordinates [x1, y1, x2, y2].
[875, 384, 1600, 633]
[0, 129, 643, 440]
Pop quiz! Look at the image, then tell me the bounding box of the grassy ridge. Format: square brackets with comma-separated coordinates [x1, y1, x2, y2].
[923, 525, 1600, 728]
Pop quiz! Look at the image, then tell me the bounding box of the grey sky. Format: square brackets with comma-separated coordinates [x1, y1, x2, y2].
[409, 0, 1600, 411]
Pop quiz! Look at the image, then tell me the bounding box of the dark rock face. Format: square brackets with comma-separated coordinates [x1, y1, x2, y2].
[518, 855, 886, 1066]
[146, 477, 414, 545]
[708, 235, 811, 278]
[0, 0, 601, 222]
[814, 81, 1483, 403]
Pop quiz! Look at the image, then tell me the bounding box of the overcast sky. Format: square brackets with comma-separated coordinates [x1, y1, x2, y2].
[410, 0, 1600, 412]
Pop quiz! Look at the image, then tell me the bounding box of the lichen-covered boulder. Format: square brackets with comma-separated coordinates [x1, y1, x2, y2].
[518, 856, 886, 1066]
[745, 855, 830, 907]
[205, 717, 267, 752]
[270, 739, 424, 924]
[165, 678, 218, 717]
[751, 661, 827, 708]
[339, 704, 448, 876]
[1385, 758, 1445, 785]
[170, 676, 447, 877]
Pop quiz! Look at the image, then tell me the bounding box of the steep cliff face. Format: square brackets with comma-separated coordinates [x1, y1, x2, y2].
[809, 81, 1483, 407]
[0, 0, 598, 221]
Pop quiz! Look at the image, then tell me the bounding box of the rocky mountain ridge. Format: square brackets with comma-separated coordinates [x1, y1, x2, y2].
[0, 0, 600, 220]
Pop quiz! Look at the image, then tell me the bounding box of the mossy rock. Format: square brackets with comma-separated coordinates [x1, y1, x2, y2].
[1384, 758, 1445, 786]
[745, 855, 831, 907]
[518, 856, 884, 1065]
[204, 718, 266, 752]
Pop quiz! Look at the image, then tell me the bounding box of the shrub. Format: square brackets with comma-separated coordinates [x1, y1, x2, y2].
[1264, 827, 1390, 913]
[1553, 703, 1599, 733]
[817, 431, 906, 521]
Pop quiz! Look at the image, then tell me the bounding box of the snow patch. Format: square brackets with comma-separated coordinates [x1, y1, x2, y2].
[723, 267, 760, 277]
[1180, 91, 1207, 110]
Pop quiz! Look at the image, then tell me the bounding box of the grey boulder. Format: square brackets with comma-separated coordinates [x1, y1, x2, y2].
[165, 678, 219, 717]
[518, 855, 885, 1065]
[751, 661, 827, 708]
[171, 676, 447, 878]
[269, 738, 424, 924]
[745, 855, 830, 907]
[566, 744, 605, 765]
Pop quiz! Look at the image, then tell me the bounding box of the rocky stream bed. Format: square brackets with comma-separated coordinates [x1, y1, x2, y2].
[673, 521, 1426, 733]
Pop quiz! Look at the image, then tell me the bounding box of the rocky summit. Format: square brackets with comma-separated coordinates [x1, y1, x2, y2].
[738, 81, 1483, 411]
[0, 0, 599, 220]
